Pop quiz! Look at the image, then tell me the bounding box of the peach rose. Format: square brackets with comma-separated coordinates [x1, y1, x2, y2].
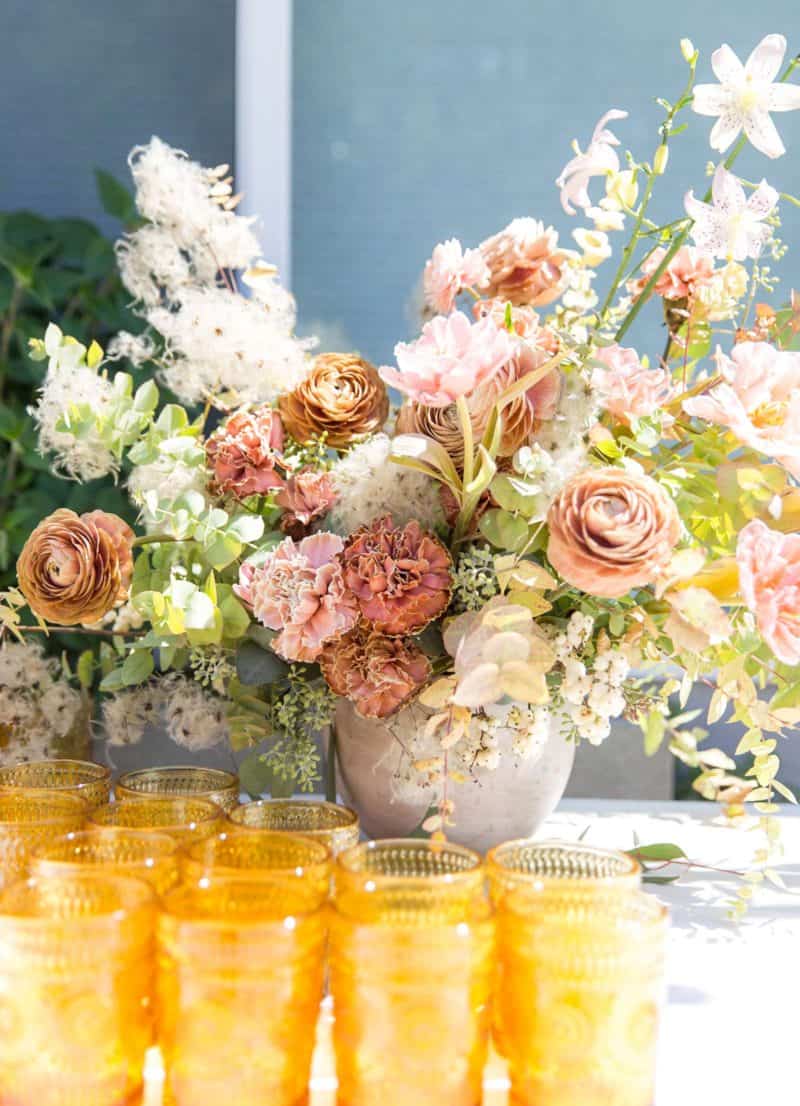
[17, 509, 135, 625]
[737, 520, 800, 665]
[547, 468, 681, 598]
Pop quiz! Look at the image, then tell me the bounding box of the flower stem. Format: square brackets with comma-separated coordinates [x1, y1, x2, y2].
[131, 534, 189, 548]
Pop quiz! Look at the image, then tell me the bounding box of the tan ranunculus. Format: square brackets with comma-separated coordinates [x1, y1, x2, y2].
[279, 352, 389, 449]
[547, 468, 681, 599]
[17, 509, 135, 625]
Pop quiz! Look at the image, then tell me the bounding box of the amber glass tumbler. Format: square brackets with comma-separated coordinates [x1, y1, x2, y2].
[329, 839, 494, 1106]
[229, 798, 359, 854]
[182, 829, 331, 901]
[0, 790, 86, 888]
[0, 758, 111, 808]
[487, 840, 664, 1106]
[158, 873, 328, 1105]
[89, 796, 223, 844]
[0, 872, 156, 1106]
[31, 827, 181, 897]
[116, 766, 239, 812]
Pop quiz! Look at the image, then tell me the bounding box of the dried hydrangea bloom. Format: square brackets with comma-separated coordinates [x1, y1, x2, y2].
[205, 406, 286, 499]
[17, 509, 134, 625]
[320, 625, 430, 718]
[341, 515, 452, 636]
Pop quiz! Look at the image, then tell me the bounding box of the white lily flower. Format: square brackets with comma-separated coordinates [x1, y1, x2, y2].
[693, 33, 800, 159]
[556, 109, 628, 214]
[685, 164, 778, 261]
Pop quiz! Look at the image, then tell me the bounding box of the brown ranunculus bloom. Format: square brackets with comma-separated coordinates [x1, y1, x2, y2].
[279, 352, 389, 449]
[547, 468, 681, 599]
[17, 509, 135, 625]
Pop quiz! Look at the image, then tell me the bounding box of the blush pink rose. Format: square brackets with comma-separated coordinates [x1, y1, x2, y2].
[591, 344, 676, 425]
[683, 341, 800, 477]
[380, 311, 515, 407]
[423, 238, 489, 314]
[234, 532, 358, 662]
[737, 520, 800, 665]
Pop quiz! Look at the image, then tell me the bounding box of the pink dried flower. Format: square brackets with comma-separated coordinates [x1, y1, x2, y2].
[341, 514, 452, 636]
[276, 470, 338, 539]
[631, 246, 716, 302]
[423, 238, 489, 314]
[479, 218, 568, 307]
[380, 311, 514, 407]
[320, 625, 430, 718]
[591, 344, 676, 425]
[235, 532, 358, 662]
[737, 520, 800, 665]
[206, 406, 286, 499]
[683, 341, 800, 477]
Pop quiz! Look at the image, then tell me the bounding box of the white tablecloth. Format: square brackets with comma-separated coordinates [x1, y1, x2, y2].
[143, 798, 800, 1105]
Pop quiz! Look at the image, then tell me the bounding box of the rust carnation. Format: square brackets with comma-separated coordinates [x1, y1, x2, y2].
[341, 515, 452, 636]
[320, 625, 430, 718]
[479, 218, 568, 307]
[17, 509, 135, 625]
[206, 405, 286, 499]
[547, 468, 681, 599]
[279, 352, 389, 449]
[276, 469, 338, 539]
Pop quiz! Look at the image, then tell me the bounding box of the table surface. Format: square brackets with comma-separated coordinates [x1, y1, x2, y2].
[142, 798, 800, 1106]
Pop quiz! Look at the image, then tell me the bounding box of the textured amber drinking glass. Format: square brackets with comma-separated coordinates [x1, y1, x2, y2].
[31, 827, 181, 897]
[0, 758, 111, 808]
[330, 839, 494, 1106]
[158, 873, 328, 1105]
[0, 872, 156, 1106]
[487, 841, 664, 1106]
[89, 796, 223, 844]
[0, 790, 87, 888]
[116, 765, 240, 812]
[229, 797, 360, 854]
[182, 829, 331, 900]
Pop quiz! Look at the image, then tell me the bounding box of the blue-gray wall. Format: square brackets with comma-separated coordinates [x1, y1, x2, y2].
[1, 0, 235, 230]
[292, 0, 800, 366]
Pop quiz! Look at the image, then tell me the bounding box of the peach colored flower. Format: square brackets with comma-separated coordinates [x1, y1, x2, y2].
[320, 625, 430, 718]
[235, 532, 358, 662]
[683, 341, 800, 477]
[381, 311, 514, 407]
[423, 238, 489, 314]
[341, 515, 452, 636]
[278, 353, 389, 449]
[737, 520, 800, 665]
[206, 406, 285, 499]
[17, 509, 135, 625]
[547, 467, 682, 598]
[479, 218, 568, 307]
[591, 344, 676, 425]
[664, 587, 732, 653]
[631, 245, 716, 302]
[276, 470, 338, 539]
[472, 298, 541, 338]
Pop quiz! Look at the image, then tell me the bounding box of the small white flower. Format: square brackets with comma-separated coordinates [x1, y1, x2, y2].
[556, 109, 628, 214]
[692, 34, 800, 159]
[685, 165, 778, 261]
[573, 228, 612, 267]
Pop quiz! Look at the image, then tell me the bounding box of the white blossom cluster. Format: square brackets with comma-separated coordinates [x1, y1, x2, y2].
[326, 434, 445, 535]
[102, 674, 229, 751]
[554, 612, 630, 744]
[116, 137, 315, 406]
[0, 641, 86, 762]
[462, 701, 553, 771]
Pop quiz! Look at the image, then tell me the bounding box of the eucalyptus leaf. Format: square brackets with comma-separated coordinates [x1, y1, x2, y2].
[236, 639, 289, 686]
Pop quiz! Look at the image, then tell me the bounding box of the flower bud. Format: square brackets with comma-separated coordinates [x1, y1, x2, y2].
[653, 145, 669, 175]
[680, 38, 695, 63]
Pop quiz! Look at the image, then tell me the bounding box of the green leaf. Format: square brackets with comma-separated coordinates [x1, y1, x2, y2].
[227, 514, 265, 544]
[238, 753, 274, 798]
[628, 843, 687, 862]
[120, 648, 155, 685]
[643, 709, 666, 756]
[94, 169, 137, 223]
[220, 593, 251, 640]
[76, 649, 94, 689]
[236, 640, 288, 686]
[479, 509, 529, 552]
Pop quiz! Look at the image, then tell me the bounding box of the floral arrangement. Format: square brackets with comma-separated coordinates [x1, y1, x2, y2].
[4, 35, 800, 873]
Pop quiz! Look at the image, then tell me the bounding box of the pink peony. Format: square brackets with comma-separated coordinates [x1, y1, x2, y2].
[683, 341, 800, 477]
[632, 246, 716, 302]
[206, 406, 286, 499]
[234, 532, 358, 662]
[380, 311, 515, 407]
[423, 238, 489, 314]
[275, 470, 338, 538]
[591, 344, 676, 425]
[737, 520, 800, 665]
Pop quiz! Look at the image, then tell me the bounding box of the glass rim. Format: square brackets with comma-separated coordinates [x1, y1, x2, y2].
[336, 837, 484, 885]
[117, 765, 239, 791]
[486, 838, 642, 889]
[0, 788, 88, 825]
[89, 795, 223, 829]
[229, 797, 358, 831]
[32, 826, 180, 862]
[183, 828, 332, 872]
[0, 758, 110, 788]
[0, 871, 155, 928]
